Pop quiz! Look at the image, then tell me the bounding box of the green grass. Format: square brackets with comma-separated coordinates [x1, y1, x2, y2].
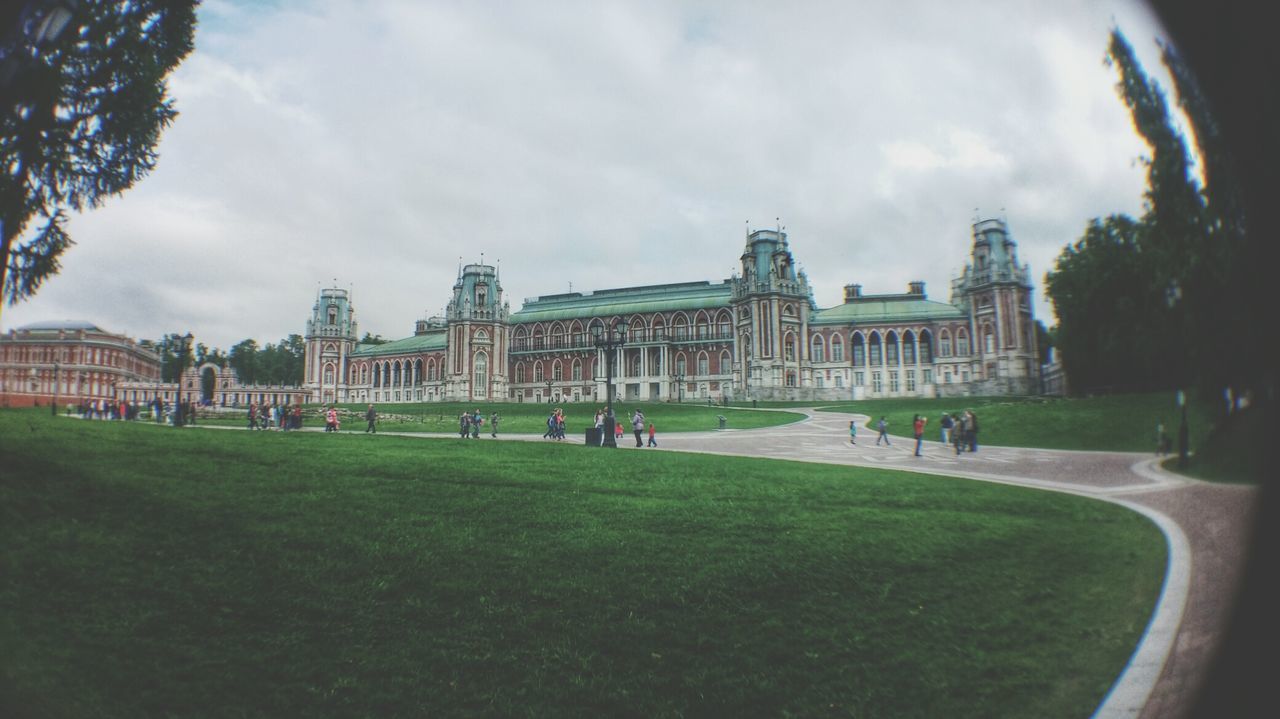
[192, 401, 805, 434]
[1, 410, 1166, 718]
[817, 392, 1218, 453]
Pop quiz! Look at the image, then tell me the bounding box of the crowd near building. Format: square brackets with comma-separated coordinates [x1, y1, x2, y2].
[305, 218, 1040, 405]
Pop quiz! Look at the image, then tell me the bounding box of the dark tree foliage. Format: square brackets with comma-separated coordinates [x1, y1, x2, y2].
[1, 0, 199, 306]
[1046, 216, 1174, 391]
[1048, 28, 1249, 399]
[226, 334, 304, 386]
[359, 332, 389, 345]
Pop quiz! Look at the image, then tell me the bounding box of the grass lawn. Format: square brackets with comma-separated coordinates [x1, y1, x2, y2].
[817, 392, 1218, 454]
[192, 401, 805, 435]
[2, 410, 1166, 718]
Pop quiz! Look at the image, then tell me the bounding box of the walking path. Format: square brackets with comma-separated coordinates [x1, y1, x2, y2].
[195, 407, 1259, 718]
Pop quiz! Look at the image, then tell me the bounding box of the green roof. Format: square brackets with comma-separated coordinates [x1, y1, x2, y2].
[350, 331, 447, 357]
[511, 281, 733, 324]
[812, 296, 966, 324]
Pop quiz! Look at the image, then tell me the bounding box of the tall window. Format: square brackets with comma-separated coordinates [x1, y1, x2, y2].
[919, 332, 932, 363]
[889, 370, 899, 392]
[871, 372, 882, 393]
[985, 329, 996, 354]
[474, 352, 488, 398]
[886, 334, 899, 364]
[533, 362, 544, 382]
[572, 359, 582, 381]
[553, 361, 563, 381]
[903, 333, 916, 364]
[939, 329, 952, 357]
[906, 370, 916, 392]
[957, 330, 970, 356]
[784, 334, 796, 361]
[869, 334, 882, 365]
[697, 354, 709, 376]
[831, 335, 844, 362]
[852, 335, 865, 366]
[676, 356, 687, 375]
[811, 335, 825, 362]
[855, 371, 864, 386]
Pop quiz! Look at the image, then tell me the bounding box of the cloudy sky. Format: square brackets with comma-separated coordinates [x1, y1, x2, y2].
[3, 0, 1175, 351]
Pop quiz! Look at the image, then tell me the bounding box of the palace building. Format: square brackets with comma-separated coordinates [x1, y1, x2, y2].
[0, 320, 162, 408]
[304, 218, 1039, 405]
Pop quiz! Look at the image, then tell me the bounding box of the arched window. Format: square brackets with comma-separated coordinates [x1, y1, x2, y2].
[939, 329, 952, 358]
[515, 362, 526, 384]
[903, 330, 916, 364]
[552, 360, 564, 381]
[474, 352, 488, 398]
[957, 329, 970, 356]
[811, 334, 825, 363]
[852, 333, 865, 366]
[716, 312, 731, 339]
[869, 332, 882, 365]
[831, 334, 844, 362]
[985, 327, 996, 354]
[675, 354, 687, 376]
[571, 359, 582, 381]
[327, 306, 337, 325]
[919, 331, 933, 363]
[324, 365, 334, 384]
[784, 333, 796, 361]
[697, 352, 709, 376]
[886, 331, 899, 364]
[533, 361, 544, 382]
[719, 350, 731, 373]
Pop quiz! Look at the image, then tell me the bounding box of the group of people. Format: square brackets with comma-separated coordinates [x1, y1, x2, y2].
[460, 408, 500, 438]
[588, 408, 656, 447]
[543, 408, 567, 440]
[247, 402, 304, 430]
[940, 410, 980, 454]
[853, 410, 979, 455]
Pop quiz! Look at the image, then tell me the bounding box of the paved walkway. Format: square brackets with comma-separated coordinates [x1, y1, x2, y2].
[201, 408, 1260, 717]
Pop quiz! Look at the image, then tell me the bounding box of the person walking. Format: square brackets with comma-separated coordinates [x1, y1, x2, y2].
[365, 404, 377, 433]
[325, 406, 339, 432]
[953, 413, 966, 455]
[849, 419, 858, 445]
[966, 410, 980, 452]
[459, 412, 470, 439]
[940, 412, 953, 445]
[247, 402, 257, 430]
[647, 422, 657, 447]
[593, 409, 604, 446]
[913, 414, 928, 456]
[632, 410, 645, 447]
[471, 409, 482, 438]
[876, 416, 891, 446]
[490, 411, 500, 438]
[544, 411, 556, 439]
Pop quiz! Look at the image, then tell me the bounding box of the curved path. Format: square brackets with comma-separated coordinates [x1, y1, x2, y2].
[514, 407, 1256, 719]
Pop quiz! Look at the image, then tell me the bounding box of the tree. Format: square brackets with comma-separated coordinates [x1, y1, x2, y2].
[1, 0, 198, 309]
[359, 332, 389, 345]
[228, 339, 258, 385]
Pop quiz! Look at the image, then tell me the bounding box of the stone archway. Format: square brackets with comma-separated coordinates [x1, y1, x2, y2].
[200, 366, 217, 403]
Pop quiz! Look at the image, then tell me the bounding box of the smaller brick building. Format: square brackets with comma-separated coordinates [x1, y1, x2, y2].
[0, 320, 161, 408]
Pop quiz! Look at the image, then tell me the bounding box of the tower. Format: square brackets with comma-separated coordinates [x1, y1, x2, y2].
[304, 287, 358, 404]
[951, 218, 1038, 393]
[730, 227, 815, 398]
[443, 263, 509, 401]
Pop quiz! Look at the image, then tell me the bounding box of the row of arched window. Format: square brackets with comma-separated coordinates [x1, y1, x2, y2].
[511, 311, 734, 351]
[348, 357, 442, 387]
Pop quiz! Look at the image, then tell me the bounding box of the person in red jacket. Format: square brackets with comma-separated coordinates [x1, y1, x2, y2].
[913, 414, 928, 456]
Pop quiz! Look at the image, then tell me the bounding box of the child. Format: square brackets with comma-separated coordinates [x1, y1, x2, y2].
[647, 422, 657, 447]
[849, 420, 857, 445]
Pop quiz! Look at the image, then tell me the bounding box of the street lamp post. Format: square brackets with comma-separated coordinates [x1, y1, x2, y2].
[175, 332, 193, 426]
[1177, 389, 1189, 469]
[592, 320, 628, 448]
[545, 380, 553, 404]
[673, 372, 685, 403]
[51, 358, 59, 416]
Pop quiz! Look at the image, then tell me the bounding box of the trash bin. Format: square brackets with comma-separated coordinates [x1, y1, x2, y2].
[717, 415, 727, 430]
[585, 427, 601, 446]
